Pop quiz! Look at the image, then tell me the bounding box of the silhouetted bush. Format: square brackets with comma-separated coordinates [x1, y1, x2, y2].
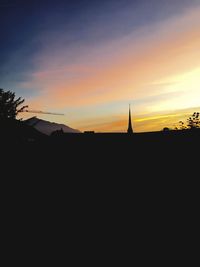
[187, 112, 199, 129]
[163, 127, 170, 131]
[175, 112, 200, 130]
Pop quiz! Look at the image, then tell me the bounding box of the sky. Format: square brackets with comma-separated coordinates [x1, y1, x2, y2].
[1, 0, 200, 132]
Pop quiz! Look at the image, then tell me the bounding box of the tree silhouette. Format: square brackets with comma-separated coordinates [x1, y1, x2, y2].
[0, 88, 28, 120]
[187, 112, 199, 129]
[173, 112, 200, 130]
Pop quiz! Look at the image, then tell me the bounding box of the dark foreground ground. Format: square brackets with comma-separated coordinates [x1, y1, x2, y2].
[2, 128, 199, 175]
[1, 119, 199, 197]
[2, 129, 199, 213]
[1, 127, 199, 258]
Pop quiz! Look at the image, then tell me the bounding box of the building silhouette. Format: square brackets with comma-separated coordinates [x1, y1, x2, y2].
[127, 104, 133, 134]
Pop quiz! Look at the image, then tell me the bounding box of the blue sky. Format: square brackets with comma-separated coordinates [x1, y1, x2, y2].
[1, 0, 200, 132]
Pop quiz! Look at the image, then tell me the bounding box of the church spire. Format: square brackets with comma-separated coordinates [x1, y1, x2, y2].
[127, 104, 133, 134]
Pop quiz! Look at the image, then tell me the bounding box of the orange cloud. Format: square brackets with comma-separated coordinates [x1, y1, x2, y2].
[20, 6, 200, 132]
[27, 7, 200, 108]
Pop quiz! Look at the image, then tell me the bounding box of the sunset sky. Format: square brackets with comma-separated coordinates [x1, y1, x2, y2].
[1, 0, 200, 132]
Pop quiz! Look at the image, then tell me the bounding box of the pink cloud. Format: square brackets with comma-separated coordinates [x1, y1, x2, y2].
[19, 6, 200, 132]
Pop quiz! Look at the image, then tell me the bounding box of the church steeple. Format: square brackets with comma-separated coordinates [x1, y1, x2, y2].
[127, 104, 133, 134]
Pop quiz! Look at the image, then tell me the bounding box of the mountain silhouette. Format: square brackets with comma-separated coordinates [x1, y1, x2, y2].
[24, 116, 81, 135]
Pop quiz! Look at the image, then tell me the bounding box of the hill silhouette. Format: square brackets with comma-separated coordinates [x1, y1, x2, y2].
[24, 116, 81, 135]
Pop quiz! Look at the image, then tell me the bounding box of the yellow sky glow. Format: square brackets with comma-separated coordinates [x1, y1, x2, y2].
[20, 6, 200, 132]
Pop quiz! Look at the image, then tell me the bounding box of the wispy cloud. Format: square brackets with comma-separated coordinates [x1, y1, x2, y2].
[16, 6, 199, 113]
[4, 2, 200, 132]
